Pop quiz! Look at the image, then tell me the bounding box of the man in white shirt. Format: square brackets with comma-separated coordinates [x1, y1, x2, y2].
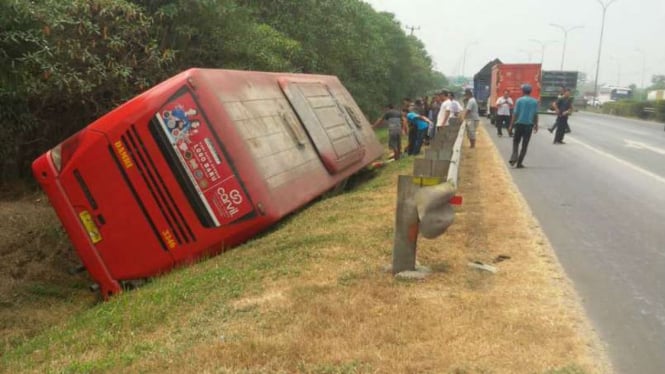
[435, 91, 451, 132]
[495, 90, 513, 137]
[449, 92, 463, 123]
[437, 92, 463, 126]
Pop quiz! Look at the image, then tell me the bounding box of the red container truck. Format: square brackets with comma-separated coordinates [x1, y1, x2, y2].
[488, 63, 542, 123]
[32, 68, 383, 299]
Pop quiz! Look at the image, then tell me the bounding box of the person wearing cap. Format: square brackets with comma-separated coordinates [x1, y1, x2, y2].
[462, 88, 480, 148]
[508, 84, 539, 168]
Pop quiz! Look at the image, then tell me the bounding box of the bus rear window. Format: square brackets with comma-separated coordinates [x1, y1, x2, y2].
[149, 87, 254, 227]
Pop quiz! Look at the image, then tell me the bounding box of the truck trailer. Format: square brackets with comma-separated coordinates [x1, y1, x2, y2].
[473, 58, 502, 116]
[488, 63, 542, 123]
[540, 71, 578, 112]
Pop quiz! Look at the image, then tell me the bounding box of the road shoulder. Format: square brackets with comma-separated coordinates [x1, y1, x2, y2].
[461, 123, 614, 373]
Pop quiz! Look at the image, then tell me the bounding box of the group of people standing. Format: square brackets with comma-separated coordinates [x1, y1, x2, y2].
[495, 85, 574, 168]
[373, 89, 481, 160]
[373, 85, 574, 169]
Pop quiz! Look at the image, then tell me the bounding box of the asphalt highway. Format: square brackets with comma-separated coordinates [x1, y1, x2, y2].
[487, 111, 665, 374]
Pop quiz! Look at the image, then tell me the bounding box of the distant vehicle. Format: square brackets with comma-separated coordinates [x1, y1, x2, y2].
[539, 71, 578, 112]
[488, 63, 542, 123]
[587, 97, 601, 107]
[596, 86, 633, 106]
[647, 89, 665, 101]
[572, 95, 587, 111]
[32, 68, 383, 299]
[473, 58, 502, 116]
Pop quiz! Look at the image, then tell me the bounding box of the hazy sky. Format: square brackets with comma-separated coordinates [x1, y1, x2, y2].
[364, 0, 665, 88]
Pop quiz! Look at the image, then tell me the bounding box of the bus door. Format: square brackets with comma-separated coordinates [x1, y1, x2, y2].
[278, 79, 365, 174]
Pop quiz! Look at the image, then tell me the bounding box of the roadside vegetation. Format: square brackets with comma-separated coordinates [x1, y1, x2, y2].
[0, 127, 611, 373]
[0, 0, 447, 188]
[599, 100, 665, 122]
[582, 75, 665, 122]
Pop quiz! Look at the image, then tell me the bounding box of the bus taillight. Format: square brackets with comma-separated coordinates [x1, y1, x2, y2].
[50, 132, 81, 172]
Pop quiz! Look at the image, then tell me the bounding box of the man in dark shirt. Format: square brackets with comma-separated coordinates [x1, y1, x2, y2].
[552, 88, 574, 144]
[373, 104, 406, 160]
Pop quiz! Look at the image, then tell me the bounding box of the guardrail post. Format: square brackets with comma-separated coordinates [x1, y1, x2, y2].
[392, 175, 423, 274]
[391, 122, 466, 276]
[413, 159, 450, 178]
[392, 175, 441, 274]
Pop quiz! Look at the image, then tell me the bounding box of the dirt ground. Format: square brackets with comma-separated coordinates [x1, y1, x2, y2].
[0, 193, 93, 354]
[0, 124, 613, 373]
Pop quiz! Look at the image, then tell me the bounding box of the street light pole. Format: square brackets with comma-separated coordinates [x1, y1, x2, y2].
[461, 41, 478, 78]
[529, 39, 557, 65]
[550, 23, 584, 70]
[593, 0, 619, 104]
[519, 49, 535, 62]
[635, 48, 646, 96]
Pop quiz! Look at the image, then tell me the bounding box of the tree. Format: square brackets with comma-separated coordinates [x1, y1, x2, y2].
[131, 0, 301, 73]
[238, 0, 445, 117]
[1, 0, 171, 181]
[649, 75, 665, 90]
[0, 0, 448, 184]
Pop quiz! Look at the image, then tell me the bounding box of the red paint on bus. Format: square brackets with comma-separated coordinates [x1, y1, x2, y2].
[33, 69, 383, 299]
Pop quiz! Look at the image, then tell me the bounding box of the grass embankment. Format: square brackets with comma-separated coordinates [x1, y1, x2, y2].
[0, 126, 611, 373]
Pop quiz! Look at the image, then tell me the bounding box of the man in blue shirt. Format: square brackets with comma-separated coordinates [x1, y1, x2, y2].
[508, 84, 539, 168]
[406, 109, 433, 155]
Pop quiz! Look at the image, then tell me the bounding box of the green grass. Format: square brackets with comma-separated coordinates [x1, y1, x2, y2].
[0, 153, 404, 373]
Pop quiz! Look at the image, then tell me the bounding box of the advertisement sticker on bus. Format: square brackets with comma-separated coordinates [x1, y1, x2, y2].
[154, 91, 253, 226]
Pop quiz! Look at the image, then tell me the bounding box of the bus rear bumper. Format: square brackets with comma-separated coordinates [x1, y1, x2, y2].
[32, 154, 122, 299]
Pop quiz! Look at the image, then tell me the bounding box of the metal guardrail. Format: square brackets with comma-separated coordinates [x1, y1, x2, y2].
[446, 122, 466, 189]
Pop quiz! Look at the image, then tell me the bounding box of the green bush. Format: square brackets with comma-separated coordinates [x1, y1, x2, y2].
[601, 100, 665, 122]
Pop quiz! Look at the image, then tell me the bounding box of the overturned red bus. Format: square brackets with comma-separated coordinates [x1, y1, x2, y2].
[32, 69, 383, 299]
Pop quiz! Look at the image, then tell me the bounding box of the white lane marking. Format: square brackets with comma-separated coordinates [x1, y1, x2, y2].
[624, 139, 665, 156]
[568, 136, 665, 186]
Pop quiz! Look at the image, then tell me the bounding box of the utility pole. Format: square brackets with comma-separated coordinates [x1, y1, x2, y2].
[593, 0, 619, 103]
[405, 25, 420, 36]
[461, 41, 479, 78]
